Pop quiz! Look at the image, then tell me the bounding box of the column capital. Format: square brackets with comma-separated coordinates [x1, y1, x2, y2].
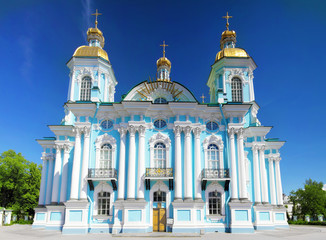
[183, 126, 192, 136]
[54, 145, 63, 151]
[173, 125, 181, 136]
[228, 127, 235, 137]
[73, 127, 81, 137]
[193, 127, 202, 138]
[259, 145, 266, 151]
[63, 144, 72, 154]
[118, 127, 127, 137]
[138, 125, 146, 136]
[236, 128, 244, 138]
[128, 125, 136, 136]
[252, 144, 260, 151]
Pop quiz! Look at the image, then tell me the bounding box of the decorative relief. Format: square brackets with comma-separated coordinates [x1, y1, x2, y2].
[95, 133, 117, 150]
[226, 68, 249, 86]
[75, 67, 95, 84]
[203, 134, 224, 150]
[149, 132, 171, 149]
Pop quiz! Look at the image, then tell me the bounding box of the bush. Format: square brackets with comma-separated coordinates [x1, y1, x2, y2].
[288, 220, 326, 226]
[13, 219, 33, 225]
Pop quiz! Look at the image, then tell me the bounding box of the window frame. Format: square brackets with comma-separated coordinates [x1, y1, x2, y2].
[205, 183, 225, 220]
[80, 76, 92, 101]
[231, 77, 243, 102]
[153, 142, 166, 168]
[149, 132, 171, 168]
[207, 144, 219, 169]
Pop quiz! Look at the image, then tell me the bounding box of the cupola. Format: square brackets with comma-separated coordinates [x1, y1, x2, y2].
[156, 41, 171, 81]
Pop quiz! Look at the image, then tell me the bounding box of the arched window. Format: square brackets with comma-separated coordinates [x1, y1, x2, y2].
[154, 98, 167, 104]
[208, 191, 221, 215]
[154, 143, 166, 168]
[80, 76, 92, 101]
[231, 77, 242, 102]
[97, 191, 110, 215]
[100, 143, 112, 168]
[153, 191, 166, 202]
[207, 144, 219, 169]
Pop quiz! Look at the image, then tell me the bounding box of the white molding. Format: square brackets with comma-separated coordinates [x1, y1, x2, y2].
[205, 182, 226, 217]
[93, 182, 114, 220]
[95, 133, 117, 169]
[149, 132, 171, 168]
[202, 134, 224, 169]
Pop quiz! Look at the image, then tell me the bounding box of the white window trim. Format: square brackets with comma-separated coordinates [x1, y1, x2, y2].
[93, 182, 114, 221]
[149, 180, 170, 228]
[203, 134, 224, 169]
[95, 133, 117, 169]
[149, 132, 171, 168]
[205, 182, 225, 220]
[79, 75, 92, 101]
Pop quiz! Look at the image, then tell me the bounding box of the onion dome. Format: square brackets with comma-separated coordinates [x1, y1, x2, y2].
[156, 56, 171, 69]
[72, 9, 109, 62]
[215, 12, 249, 62]
[73, 46, 109, 62]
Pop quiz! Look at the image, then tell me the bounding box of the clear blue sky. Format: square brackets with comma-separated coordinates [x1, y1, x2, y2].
[0, 0, 325, 195]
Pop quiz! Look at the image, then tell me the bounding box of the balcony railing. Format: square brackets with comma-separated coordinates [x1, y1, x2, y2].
[201, 168, 230, 180]
[145, 168, 173, 179]
[88, 168, 117, 180]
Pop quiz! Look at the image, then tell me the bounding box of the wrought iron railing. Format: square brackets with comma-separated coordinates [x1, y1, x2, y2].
[201, 168, 230, 179]
[145, 168, 173, 178]
[88, 168, 117, 179]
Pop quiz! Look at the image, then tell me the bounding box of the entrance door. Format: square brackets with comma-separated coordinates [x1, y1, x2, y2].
[153, 208, 166, 232]
[153, 191, 166, 232]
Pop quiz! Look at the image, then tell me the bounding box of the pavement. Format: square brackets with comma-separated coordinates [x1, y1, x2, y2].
[0, 224, 326, 240]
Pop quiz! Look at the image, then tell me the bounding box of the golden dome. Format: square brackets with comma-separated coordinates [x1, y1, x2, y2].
[156, 57, 171, 69]
[215, 48, 249, 62]
[87, 27, 103, 36]
[73, 46, 109, 62]
[221, 30, 236, 39]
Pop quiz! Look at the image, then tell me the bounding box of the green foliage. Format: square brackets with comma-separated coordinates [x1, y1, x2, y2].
[289, 178, 326, 219]
[0, 150, 42, 216]
[288, 220, 326, 226]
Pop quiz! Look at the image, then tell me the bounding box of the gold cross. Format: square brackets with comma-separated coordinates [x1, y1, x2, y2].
[92, 9, 102, 28]
[160, 41, 168, 58]
[200, 93, 206, 103]
[222, 12, 232, 31]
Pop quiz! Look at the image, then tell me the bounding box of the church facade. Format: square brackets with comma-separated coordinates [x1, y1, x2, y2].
[32, 13, 288, 234]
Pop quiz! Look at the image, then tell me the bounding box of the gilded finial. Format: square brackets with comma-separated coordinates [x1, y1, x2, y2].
[92, 9, 102, 28]
[222, 12, 232, 31]
[200, 94, 206, 103]
[160, 41, 168, 58]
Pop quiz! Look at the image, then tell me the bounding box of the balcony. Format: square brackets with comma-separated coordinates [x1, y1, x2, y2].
[145, 168, 173, 190]
[87, 168, 117, 191]
[201, 168, 230, 191]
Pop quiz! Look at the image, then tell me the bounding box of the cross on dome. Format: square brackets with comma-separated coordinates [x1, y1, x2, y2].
[92, 9, 102, 28]
[160, 41, 168, 58]
[222, 12, 232, 31]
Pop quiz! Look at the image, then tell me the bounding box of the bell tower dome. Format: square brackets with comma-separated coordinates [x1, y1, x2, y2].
[67, 10, 117, 103]
[207, 12, 256, 104]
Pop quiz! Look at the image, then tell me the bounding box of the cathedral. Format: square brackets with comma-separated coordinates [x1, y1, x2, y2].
[32, 12, 288, 234]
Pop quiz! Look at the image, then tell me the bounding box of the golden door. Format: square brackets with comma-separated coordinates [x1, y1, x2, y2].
[153, 208, 166, 232]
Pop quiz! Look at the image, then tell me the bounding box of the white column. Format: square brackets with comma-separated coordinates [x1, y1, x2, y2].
[70, 128, 82, 200]
[137, 125, 146, 199]
[60, 144, 71, 203]
[193, 127, 202, 200]
[45, 154, 54, 205]
[69, 73, 75, 101]
[252, 145, 261, 203]
[174, 126, 182, 200]
[127, 126, 136, 199]
[228, 128, 238, 200]
[275, 158, 283, 205]
[184, 126, 193, 200]
[80, 128, 91, 200]
[51, 145, 62, 203]
[38, 155, 48, 205]
[237, 129, 247, 200]
[268, 158, 277, 205]
[117, 127, 127, 200]
[259, 146, 269, 203]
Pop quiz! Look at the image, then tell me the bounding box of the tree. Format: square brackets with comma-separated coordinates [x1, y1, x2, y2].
[0, 150, 42, 216]
[289, 179, 326, 220]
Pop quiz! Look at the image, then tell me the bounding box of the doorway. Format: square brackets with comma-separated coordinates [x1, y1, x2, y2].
[153, 191, 166, 232]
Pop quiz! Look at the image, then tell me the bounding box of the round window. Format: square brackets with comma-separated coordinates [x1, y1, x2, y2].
[206, 121, 218, 131]
[101, 120, 113, 130]
[154, 119, 167, 129]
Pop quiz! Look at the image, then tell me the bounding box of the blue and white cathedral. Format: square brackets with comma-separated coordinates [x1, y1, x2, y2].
[32, 12, 288, 234]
